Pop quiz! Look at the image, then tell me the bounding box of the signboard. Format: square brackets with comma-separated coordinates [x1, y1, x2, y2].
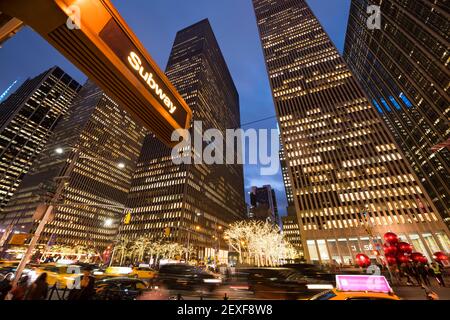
[9, 233, 29, 246]
[99, 19, 188, 128]
[336, 275, 393, 293]
[0, 0, 192, 146]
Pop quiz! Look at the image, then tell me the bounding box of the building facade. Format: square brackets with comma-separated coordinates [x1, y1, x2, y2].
[252, 0, 450, 264]
[121, 19, 246, 262]
[343, 0, 450, 228]
[1, 80, 146, 249]
[249, 185, 280, 227]
[282, 214, 303, 258]
[0, 67, 80, 213]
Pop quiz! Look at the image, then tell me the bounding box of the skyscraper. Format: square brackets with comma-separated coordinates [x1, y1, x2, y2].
[249, 185, 280, 227]
[344, 0, 450, 228]
[0, 67, 80, 212]
[252, 0, 450, 263]
[122, 19, 245, 261]
[1, 80, 146, 249]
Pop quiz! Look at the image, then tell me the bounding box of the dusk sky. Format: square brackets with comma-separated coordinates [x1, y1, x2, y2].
[0, 0, 351, 216]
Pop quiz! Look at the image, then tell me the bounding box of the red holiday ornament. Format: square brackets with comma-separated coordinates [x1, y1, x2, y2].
[433, 252, 448, 262]
[397, 242, 413, 255]
[384, 232, 398, 245]
[410, 252, 424, 263]
[383, 243, 398, 256]
[356, 253, 371, 267]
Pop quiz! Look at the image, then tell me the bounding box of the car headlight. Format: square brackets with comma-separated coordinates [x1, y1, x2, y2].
[203, 279, 222, 284]
[307, 284, 334, 290]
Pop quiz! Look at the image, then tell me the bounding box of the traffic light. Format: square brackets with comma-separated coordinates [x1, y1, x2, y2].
[123, 211, 131, 225]
[164, 227, 171, 237]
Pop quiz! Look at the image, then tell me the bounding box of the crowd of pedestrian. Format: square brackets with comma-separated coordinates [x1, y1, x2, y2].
[397, 261, 446, 287]
[0, 269, 97, 301]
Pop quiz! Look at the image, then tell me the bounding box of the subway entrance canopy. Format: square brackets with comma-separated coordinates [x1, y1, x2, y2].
[0, 0, 192, 146]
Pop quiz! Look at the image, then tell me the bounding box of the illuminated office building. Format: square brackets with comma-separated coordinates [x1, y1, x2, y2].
[253, 0, 450, 263]
[282, 214, 303, 258]
[0, 67, 80, 213]
[344, 0, 450, 228]
[280, 137, 294, 207]
[1, 81, 146, 248]
[249, 185, 280, 227]
[122, 19, 245, 261]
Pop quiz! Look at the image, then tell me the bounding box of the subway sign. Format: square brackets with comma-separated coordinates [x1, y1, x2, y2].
[0, 0, 192, 146]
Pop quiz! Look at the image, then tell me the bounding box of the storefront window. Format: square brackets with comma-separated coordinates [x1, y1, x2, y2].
[359, 237, 374, 257]
[409, 234, 430, 260]
[422, 233, 440, 253]
[327, 239, 341, 264]
[348, 238, 361, 256]
[317, 239, 329, 262]
[435, 232, 450, 252]
[338, 238, 351, 265]
[307, 240, 319, 262]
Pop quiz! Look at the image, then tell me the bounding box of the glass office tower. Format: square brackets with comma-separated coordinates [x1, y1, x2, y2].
[252, 0, 450, 263]
[1, 81, 146, 249]
[344, 0, 450, 228]
[0, 67, 80, 213]
[122, 19, 246, 262]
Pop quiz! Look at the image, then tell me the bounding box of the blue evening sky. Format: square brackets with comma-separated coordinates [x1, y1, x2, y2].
[0, 0, 351, 216]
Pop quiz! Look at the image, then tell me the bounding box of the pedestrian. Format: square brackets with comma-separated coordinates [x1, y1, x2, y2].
[400, 263, 413, 285]
[10, 276, 29, 301]
[0, 273, 13, 300]
[25, 273, 49, 300]
[78, 270, 96, 300]
[417, 263, 431, 286]
[430, 262, 446, 287]
[411, 262, 422, 286]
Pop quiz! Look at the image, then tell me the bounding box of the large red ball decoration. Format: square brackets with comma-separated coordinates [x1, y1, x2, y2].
[433, 252, 449, 262]
[386, 256, 397, 266]
[356, 253, 371, 267]
[397, 242, 413, 255]
[384, 232, 399, 245]
[410, 252, 424, 263]
[396, 253, 409, 264]
[419, 256, 428, 264]
[383, 244, 398, 256]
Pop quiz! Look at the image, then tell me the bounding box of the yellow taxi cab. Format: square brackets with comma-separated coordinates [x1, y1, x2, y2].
[30, 263, 83, 288]
[130, 266, 156, 279]
[95, 265, 156, 280]
[0, 260, 20, 267]
[309, 275, 400, 301]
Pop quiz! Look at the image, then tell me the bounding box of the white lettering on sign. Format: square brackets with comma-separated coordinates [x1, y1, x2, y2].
[128, 51, 177, 114]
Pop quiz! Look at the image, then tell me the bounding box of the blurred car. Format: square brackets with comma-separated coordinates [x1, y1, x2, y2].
[95, 277, 149, 300]
[30, 263, 83, 288]
[93, 266, 156, 280]
[237, 268, 312, 300]
[236, 267, 335, 300]
[282, 263, 336, 284]
[93, 266, 133, 279]
[155, 264, 222, 292]
[309, 275, 400, 300]
[130, 266, 157, 279]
